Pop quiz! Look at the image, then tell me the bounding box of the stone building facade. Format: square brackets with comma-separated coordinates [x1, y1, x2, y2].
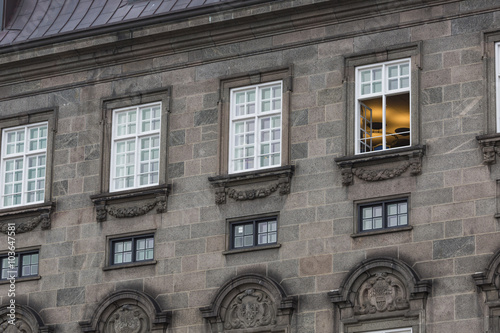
[0, 0, 499, 332]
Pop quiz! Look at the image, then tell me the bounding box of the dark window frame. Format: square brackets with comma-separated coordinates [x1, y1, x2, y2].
[230, 216, 278, 250]
[0, 250, 39, 280]
[109, 234, 154, 266]
[358, 198, 409, 233]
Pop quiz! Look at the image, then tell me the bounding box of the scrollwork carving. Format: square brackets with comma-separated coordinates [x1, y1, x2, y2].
[104, 305, 148, 333]
[227, 183, 279, 201]
[224, 289, 275, 330]
[354, 272, 409, 315]
[107, 201, 158, 219]
[353, 161, 410, 182]
[0, 212, 51, 235]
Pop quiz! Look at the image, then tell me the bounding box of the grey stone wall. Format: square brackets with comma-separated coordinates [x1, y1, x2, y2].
[0, 0, 499, 332]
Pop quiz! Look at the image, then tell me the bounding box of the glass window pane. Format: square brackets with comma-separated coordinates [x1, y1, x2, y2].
[373, 218, 383, 229]
[388, 79, 398, 90]
[362, 207, 372, 218]
[388, 215, 398, 227]
[387, 204, 398, 216]
[244, 235, 253, 247]
[400, 63, 409, 75]
[399, 202, 407, 214]
[363, 219, 372, 230]
[361, 70, 370, 82]
[373, 68, 382, 80]
[388, 66, 398, 78]
[399, 214, 408, 225]
[244, 224, 253, 235]
[373, 206, 382, 217]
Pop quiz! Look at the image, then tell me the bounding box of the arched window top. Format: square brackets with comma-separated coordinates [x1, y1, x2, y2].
[78, 289, 170, 333]
[200, 273, 296, 332]
[329, 257, 431, 333]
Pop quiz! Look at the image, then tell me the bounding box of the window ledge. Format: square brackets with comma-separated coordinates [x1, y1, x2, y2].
[334, 145, 425, 186]
[350, 225, 413, 238]
[90, 184, 170, 222]
[0, 276, 41, 285]
[103, 260, 157, 271]
[222, 243, 281, 255]
[0, 202, 55, 234]
[477, 133, 500, 165]
[208, 166, 294, 204]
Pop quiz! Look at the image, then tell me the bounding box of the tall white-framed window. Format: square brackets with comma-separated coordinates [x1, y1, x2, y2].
[110, 102, 161, 192]
[355, 59, 411, 154]
[496, 42, 500, 132]
[0, 123, 48, 208]
[229, 81, 282, 174]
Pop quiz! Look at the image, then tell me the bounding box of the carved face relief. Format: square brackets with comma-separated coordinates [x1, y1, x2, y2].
[0, 319, 33, 333]
[224, 289, 275, 330]
[354, 273, 409, 315]
[104, 305, 148, 333]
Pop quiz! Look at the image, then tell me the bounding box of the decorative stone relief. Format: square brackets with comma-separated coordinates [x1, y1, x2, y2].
[91, 186, 171, 222]
[224, 289, 275, 330]
[335, 146, 425, 186]
[104, 305, 148, 333]
[352, 161, 410, 182]
[477, 134, 500, 165]
[0, 319, 33, 333]
[208, 166, 294, 205]
[354, 272, 409, 315]
[0, 212, 51, 235]
[107, 201, 158, 219]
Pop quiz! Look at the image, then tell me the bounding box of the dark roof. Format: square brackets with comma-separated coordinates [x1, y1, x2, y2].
[0, 0, 238, 47]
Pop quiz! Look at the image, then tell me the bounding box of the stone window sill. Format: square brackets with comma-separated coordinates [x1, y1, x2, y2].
[90, 184, 170, 222]
[334, 145, 425, 186]
[351, 225, 413, 238]
[222, 243, 281, 255]
[0, 276, 41, 285]
[103, 260, 157, 271]
[208, 165, 294, 204]
[0, 202, 55, 233]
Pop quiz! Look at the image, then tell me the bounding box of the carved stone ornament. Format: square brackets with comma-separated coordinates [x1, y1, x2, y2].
[224, 289, 275, 330]
[104, 305, 148, 333]
[354, 272, 409, 315]
[335, 146, 425, 186]
[352, 161, 410, 182]
[0, 319, 32, 333]
[107, 201, 158, 219]
[208, 166, 294, 205]
[477, 134, 500, 165]
[0, 213, 51, 235]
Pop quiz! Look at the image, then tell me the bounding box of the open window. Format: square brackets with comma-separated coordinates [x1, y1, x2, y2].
[356, 59, 411, 154]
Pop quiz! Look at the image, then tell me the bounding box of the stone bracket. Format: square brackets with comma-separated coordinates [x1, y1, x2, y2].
[477, 133, 500, 165]
[90, 185, 170, 222]
[208, 165, 294, 205]
[0, 202, 55, 234]
[334, 145, 425, 186]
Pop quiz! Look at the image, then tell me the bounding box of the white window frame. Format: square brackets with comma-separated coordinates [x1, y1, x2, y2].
[355, 58, 411, 154]
[110, 102, 162, 192]
[496, 42, 500, 132]
[229, 81, 283, 174]
[0, 122, 48, 208]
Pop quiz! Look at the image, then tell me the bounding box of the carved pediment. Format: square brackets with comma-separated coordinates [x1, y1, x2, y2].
[0, 305, 52, 333]
[354, 272, 409, 315]
[0, 319, 33, 333]
[224, 289, 276, 330]
[105, 305, 148, 333]
[200, 274, 296, 332]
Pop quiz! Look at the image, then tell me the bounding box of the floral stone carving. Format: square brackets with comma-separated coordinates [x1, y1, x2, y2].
[354, 272, 409, 315]
[352, 161, 410, 182]
[107, 201, 158, 219]
[104, 305, 148, 333]
[0, 212, 51, 235]
[224, 289, 275, 330]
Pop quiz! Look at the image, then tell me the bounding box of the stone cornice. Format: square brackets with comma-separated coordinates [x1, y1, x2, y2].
[0, 0, 467, 89]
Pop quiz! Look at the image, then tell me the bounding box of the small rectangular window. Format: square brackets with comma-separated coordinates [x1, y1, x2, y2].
[229, 82, 282, 173]
[0, 123, 48, 208]
[110, 103, 161, 192]
[359, 199, 408, 232]
[0, 251, 39, 280]
[230, 217, 277, 249]
[110, 235, 154, 265]
[356, 59, 411, 154]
